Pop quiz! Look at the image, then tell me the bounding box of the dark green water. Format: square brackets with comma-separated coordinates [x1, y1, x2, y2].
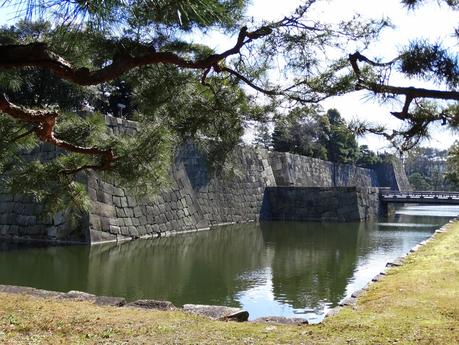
[0, 204, 457, 323]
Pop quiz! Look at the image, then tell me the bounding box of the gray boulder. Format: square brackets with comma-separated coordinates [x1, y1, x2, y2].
[125, 299, 176, 311]
[183, 304, 249, 322]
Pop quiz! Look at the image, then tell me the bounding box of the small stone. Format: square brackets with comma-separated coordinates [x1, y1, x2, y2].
[183, 304, 249, 322]
[339, 297, 356, 307]
[372, 274, 384, 282]
[253, 316, 308, 325]
[351, 289, 366, 298]
[126, 299, 176, 310]
[94, 296, 126, 307]
[63, 290, 97, 302]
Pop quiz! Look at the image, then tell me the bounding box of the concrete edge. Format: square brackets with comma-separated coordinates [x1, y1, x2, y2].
[0, 220, 257, 246]
[90, 220, 255, 246]
[0, 235, 86, 246]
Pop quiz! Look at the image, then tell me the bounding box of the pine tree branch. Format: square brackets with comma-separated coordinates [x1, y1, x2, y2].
[349, 51, 459, 101]
[217, 66, 281, 96]
[363, 82, 459, 101]
[0, 94, 115, 171]
[0, 26, 272, 86]
[9, 126, 36, 143]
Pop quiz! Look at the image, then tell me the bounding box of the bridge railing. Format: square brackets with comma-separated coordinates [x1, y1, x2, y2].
[380, 190, 459, 199]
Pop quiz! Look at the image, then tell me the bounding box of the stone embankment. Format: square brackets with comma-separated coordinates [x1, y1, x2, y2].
[261, 186, 381, 222]
[0, 115, 410, 243]
[0, 284, 248, 323]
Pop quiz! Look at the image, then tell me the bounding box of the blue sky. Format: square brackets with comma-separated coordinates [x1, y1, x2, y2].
[0, 0, 457, 152]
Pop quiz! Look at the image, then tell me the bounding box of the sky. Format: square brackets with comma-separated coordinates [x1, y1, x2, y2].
[0, 0, 457, 152]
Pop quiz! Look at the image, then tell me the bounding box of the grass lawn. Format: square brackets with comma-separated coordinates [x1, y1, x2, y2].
[0, 221, 458, 344]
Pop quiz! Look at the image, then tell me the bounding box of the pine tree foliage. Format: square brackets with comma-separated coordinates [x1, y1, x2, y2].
[348, 0, 458, 151]
[270, 107, 364, 164]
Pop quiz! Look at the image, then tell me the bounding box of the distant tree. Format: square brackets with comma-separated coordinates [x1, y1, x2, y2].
[271, 106, 328, 159]
[104, 80, 135, 119]
[271, 122, 292, 153]
[356, 145, 381, 168]
[445, 142, 459, 189]
[408, 172, 432, 191]
[252, 121, 272, 150]
[270, 107, 365, 164]
[324, 109, 359, 164]
[404, 146, 451, 190]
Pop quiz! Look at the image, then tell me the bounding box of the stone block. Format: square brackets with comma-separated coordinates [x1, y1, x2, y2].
[128, 226, 139, 237]
[100, 217, 111, 231]
[133, 207, 143, 218]
[0, 202, 13, 213]
[113, 197, 122, 208]
[120, 197, 128, 208]
[113, 187, 125, 197]
[92, 201, 116, 218]
[116, 208, 126, 218]
[28, 225, 44, 235]
[137, 225, 146, 235]
[127, 197, 137, 207]
[120, 226, 130, 236]
[109, 225, 121, 234]
[88, 187, 97, 201]
[0, 225, 9, 235]
[89, 229, 117, 242]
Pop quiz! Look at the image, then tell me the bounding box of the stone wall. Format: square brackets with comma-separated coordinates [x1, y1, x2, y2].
[0, 144, 89, 243]
[261, 187, 380, 222]
[374, 159, 411, 191]
[88, 144, 277, 243]
[0, 115, 408, 244]
[268, 152, 379, 187]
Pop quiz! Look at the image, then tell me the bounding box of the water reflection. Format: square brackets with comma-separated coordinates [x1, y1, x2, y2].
[85, 225, 268, 307]
[262, 223, 360, 308]
[0, 205, 457, 323]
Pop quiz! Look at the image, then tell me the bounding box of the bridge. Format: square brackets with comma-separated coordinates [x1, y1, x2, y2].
[380, 190, 459, 205]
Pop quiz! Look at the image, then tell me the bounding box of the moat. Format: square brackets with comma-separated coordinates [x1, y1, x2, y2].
[0, 204, 457, 323]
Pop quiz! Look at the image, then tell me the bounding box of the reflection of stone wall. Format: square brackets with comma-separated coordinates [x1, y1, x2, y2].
[0, 115, 407, 243]
[260, 221, 362, 308]
[85, 223, 269, 305]
[262, 187, 380, 222]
